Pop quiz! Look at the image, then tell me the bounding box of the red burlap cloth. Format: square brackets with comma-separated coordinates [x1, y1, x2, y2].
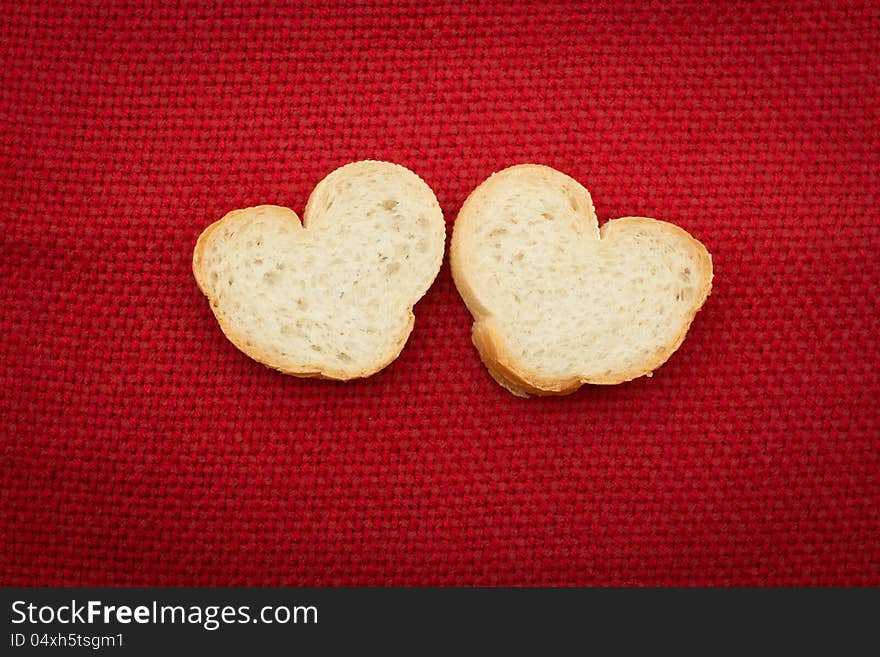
[2, 1, 878, 585]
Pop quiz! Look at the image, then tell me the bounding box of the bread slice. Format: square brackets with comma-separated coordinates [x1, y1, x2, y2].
[450, 164, 713, 396]
[193, 161, 445, 380]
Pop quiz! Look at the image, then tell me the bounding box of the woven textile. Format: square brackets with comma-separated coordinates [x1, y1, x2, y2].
[2, 1, 878, 586]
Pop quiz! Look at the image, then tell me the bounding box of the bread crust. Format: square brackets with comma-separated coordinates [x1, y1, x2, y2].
[450, 164, 713, 397]
[192, 161, 442, 380]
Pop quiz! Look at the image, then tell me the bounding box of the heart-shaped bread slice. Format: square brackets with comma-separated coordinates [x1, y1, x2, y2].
[193, 161, 445, 380]
[450, 164, 713, 396]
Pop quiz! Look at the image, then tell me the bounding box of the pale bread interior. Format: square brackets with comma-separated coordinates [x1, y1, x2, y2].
[193, 161, 445, 380]
[451, 164, 712, 395]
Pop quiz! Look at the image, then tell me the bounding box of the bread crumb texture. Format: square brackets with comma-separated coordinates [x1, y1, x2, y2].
[193, 161, 445, 380]
[450, 164, 713, 396]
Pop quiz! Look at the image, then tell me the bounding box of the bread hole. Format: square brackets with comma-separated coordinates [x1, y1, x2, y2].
[325, 199, 334, 211]
[381, 199, 399, 211]
[418, 216, 430, 230]
[568, 194, 579, 212]
[416, 238, 429, 253]
[275, 262, 286, 271]
[337, 352, 352, 363]
[227, 277, 234, 286]
[310, 344, 322, 352]
[386, 262, 401, 275]
[253, 258, 263, 266]
[488, 228, 508, 238]
[513, 252, 524, 262]
[680, 267, 691, 282]
[541, 212, 555, 221]
[263, 270, 279, 285]
[296, 298, 308, 310]
[211, 271, 219, 280]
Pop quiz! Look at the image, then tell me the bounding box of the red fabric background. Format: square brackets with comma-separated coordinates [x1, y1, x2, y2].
[2, 0, 878, 586]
